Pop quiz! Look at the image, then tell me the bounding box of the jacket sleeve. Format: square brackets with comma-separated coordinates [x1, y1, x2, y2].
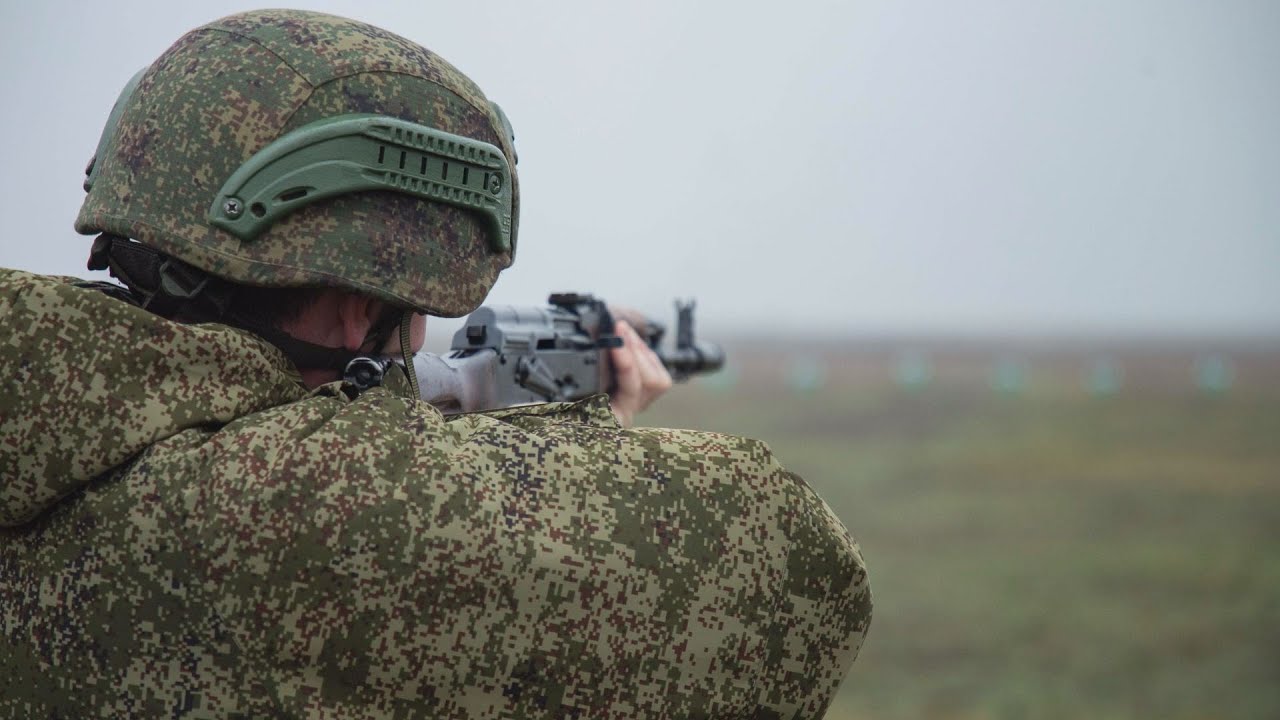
[193, 391, 870, 718]
[494, 398, 872, 717]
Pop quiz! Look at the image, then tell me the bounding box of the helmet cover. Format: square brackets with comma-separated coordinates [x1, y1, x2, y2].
[76, 10, 519, 317]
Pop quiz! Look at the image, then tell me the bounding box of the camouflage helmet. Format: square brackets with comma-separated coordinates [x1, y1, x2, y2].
[76, 9, 519, 318]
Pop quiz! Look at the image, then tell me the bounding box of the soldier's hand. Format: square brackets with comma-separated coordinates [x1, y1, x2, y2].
[609, 319, 673, 427]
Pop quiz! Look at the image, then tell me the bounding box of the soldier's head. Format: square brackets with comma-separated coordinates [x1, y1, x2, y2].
[78, 10, 518, 385]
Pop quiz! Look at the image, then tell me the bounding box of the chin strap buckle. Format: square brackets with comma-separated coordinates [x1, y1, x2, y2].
[344, 356, 392, 394]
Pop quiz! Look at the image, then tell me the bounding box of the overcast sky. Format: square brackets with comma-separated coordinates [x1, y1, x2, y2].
[1, 0, 1276, 337]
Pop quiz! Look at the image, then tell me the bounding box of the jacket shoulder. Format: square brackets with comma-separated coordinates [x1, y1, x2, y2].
[171, 389, 871, 716]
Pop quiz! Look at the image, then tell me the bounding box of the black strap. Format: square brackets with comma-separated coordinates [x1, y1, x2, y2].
[88, 234, 232, 319]
[87, 234, 400, 374]
[229, 317, 359, 370]
[72, 279, 140, 305]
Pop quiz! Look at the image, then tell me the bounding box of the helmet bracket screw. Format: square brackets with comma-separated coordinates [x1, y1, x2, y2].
[222, 197, 244, 219]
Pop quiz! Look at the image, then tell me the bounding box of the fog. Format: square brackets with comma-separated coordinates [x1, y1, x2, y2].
[3, 0, 1276, 337]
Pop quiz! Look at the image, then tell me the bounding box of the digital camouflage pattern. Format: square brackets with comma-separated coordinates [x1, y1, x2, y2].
[76, 10, 518, 318]
[0, 269, 872, 718]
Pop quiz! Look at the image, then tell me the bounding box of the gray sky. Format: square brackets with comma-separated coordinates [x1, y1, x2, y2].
[2, 0, 1276, 337]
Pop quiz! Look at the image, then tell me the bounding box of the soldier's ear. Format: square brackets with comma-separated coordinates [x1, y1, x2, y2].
[337, 294, 382, 352]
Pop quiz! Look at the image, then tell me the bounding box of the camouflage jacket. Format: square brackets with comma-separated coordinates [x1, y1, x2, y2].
[0, 269, 870, 719]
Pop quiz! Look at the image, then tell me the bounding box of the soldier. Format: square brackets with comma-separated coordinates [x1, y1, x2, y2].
[0, 10, 870, 719]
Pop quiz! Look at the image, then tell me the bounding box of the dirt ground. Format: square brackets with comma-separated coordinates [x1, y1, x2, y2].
[644, 338, 1280, 719]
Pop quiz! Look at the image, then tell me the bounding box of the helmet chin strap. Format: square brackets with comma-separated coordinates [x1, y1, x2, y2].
[89, 234, 421, 391]
[399, 312, 421, 400]
[186, 306, 384, 379]
[245, 297, 406, 385]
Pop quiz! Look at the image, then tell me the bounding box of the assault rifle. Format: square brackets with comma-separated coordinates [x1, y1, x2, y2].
[401, 293, 724, 414]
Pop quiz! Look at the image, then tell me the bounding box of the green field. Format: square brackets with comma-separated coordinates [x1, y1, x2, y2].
[643, 342, 1280, 720]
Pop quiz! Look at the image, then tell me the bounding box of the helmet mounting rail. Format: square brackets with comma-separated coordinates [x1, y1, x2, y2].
[208, 114, 516, 255]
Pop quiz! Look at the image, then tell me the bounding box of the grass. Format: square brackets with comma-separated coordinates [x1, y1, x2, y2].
[642, 348, 1280, 720]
